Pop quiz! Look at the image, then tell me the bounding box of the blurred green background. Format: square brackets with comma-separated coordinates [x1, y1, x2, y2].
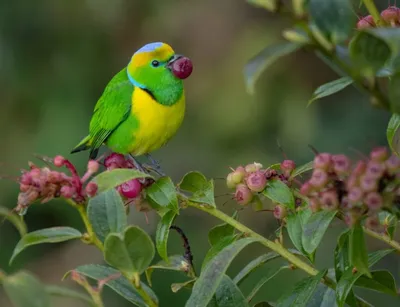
[1, 0, 399, 306]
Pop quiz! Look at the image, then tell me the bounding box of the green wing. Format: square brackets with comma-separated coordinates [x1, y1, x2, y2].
[71, 67, 133, 159]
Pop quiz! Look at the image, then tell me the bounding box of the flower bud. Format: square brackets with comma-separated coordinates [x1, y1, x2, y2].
[360, 175, 378, 193]
[365, 160, 385, 179]
[348, 187, 363, 204]
[246, 171, 267, 192]
[364, 192, 383, 211]
[313, 153, 332, 170]
[273, 205, 287, 219]
[309, 169, 329, 189]
[226, 172, 237, 189]
[53, 155, 65, 167]
[85, 182, 98, 197]
[104, 153, 126, 169]
[234, 184, 253, 205]
[332, 154, 350, 175]
[370, 147, 388, 162]
[280, 160, 296, 176]
[118, 179, 142, 199]
[356, 15, 375, 29]
[60, 186, 75, 198]
[320, 190, 339, 210]
[385, 154, 400, 173]
[300, 181, 312, 195]
[87, 160, 100, 174]
[309, 197, 321, 212]
[245, 162, 263, 173]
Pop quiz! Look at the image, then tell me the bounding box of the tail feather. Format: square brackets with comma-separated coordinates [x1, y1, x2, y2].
[71, 135, 92, 154]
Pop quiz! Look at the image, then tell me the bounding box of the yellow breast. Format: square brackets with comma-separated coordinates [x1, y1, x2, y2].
[129, 88, 185, 155]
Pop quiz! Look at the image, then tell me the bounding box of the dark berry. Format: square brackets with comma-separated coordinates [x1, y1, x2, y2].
[85, 182, 98, 197]
[104, 153, 126, 169]
[170, 56, 193, 79]
[118, 179, 142, 199]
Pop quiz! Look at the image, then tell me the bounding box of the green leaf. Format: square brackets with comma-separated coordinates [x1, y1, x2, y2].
[336, 249, 394, 307]
[104, 226, 155, 278]
[10, 227, 82, 264]
[69, 264, 158, 307]
[189, 180, 216, 208]
[247, 266, 287, 302]
[378, 211, 398, 239]
[0, 206, 27, 236]
[276, 269, 327, 307]
[302, 210, 337, 254]
[286, 212, 306, 254]
[389, 73, 400, 114]
[349, 30, 392, 75]
[290, 161, 313, 179]
[334, 230, 350, 282]
[233, 252, 280, 285]
[254, 303, 274, 307]
[308, 0, 355, 45]
[308, 77, 353, 106]
[146, 176, 179, 213]
[93, 168, 151, 193]
[45, 285, 93, 305]
[208, 212, 237, 246]
[215, 275, 249, 307]
[3, 271, 50, 307]
[146, 255, 192, 286]
[202, 235, 238, 270]
[306, 284, 337, 307]
[349, 222, 371, 278]
[262, 179, 295, 209]
[179, 171, 209, 193]
[186, 237, 261, 307]
[87, 188, 127, 243]
[355, 270, 397, 296]
[244, 42, 302, 94]
[171, 278, 197, 293]
[155, 210, 177, 262]
[246, 0, 277, 11]
[387, 113, 400, 155]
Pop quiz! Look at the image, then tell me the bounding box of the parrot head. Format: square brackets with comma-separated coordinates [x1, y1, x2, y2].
[127, 42, 193, 105]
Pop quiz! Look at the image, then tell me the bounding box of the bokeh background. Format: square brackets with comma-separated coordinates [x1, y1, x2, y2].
[1, 0, 399, 306]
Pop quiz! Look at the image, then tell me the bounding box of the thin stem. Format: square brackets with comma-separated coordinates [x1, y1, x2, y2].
[135, 284, 158, 307]
[363, 227, 400, 252]
[362, 0, 383, 25]
[0, 269, 5, 283]
[65, 199, 103, 250]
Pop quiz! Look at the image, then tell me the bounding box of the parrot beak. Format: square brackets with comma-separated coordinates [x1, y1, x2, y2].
[167, 54, 183, 70]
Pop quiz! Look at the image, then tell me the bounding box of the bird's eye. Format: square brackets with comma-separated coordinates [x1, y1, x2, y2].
[151, 60, 160, 67]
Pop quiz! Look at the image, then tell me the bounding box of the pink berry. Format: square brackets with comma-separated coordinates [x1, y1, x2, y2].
[309, 198, 321, 212]
[300, 181, 312, 195]
[309, 169, 329, 189]
[348, 187, 363, 204]
[170, 56, 193, 79]
[365, 161, 385, 179]
[245, 171, 267, 192]
[353, 161, 366, 176]
[104, 153, 126, 169]
[320, 190, 339, 210]
[360, 175, 378, 193]
[364, 192, 383, 211]
[381, 6, 400, 25]
[85, 182, 98, 197]
[280, 159, 296, 175]
[53, 155, 65, 167]
[357, 15, 375, 29]
[332, 154, 350, 175]
[60, 186, 75, 198]
[273, 205, 287, 219]
[234, 184, 253, 205]
[87, 160, 100, 174]
[370, 147, 388, 162]
[118, 179, 142, 199]
[385, 154, 400, 173]
[365, 215, 382, 232]
[313, 153, 332, 170]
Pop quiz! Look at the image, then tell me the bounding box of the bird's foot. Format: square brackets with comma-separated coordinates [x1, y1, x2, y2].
[145, 154, 166, 177]
[128, 154, 165, 177]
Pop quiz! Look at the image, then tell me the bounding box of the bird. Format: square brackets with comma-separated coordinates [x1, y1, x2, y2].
[70, 42, 193, 171]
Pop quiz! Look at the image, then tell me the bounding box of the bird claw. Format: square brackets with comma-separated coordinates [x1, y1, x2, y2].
[128, 154, 165, 177]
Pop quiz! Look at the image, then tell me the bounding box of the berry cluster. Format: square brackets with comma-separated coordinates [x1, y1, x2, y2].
[17, 156, 100, 214]
[300, 147, 400, 232]
[357, 6, 400, 29]
[226, 160, 296, 207]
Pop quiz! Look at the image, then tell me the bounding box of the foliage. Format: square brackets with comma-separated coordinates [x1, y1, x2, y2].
[1, 1, 400, 307]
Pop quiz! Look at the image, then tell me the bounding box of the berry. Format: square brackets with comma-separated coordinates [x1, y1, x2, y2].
[386, 154, 400, 173]
[332, 154, 350, 175]
[85, 182, 98, 197]
[364, 192, 383, 211]
[245, 171, 267, 192]
[226, 172, 237, 189]
[320, 190, 339, 210]
[60, 186, 75, 198]
[360, 175, 378, 193]
[232, 167, 246, 184]
[280, 160, 296, 176]
[273, 205, 287, 219]
[348, 187, 363, 204]
[104, 153, 126, 169]
[381, 6, 400, 25]
[365, 215, 382, 232]
[313, 153, 332, 170]
[234, 184, 253, 205]
[356, 15, 375, 29]
[344, 212, 358, 227]
[353, 161, 366, 176]
[370, 147, 388, 162]
[300, 181, 312, 195]
[245, 162, 263, 173]
[118, 179, 142, 199]
[170, 56, 193, 79]
[346, 174, 358, 190]
[309, 169, 329, 189]
[87, 160, 100, 174]
[53, 155, 65, 167]
[365, 161, 385, 179]
[309, 198, 321, 212]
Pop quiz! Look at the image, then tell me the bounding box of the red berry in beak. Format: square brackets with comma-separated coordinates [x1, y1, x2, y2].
[170, 56, 193, 79]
